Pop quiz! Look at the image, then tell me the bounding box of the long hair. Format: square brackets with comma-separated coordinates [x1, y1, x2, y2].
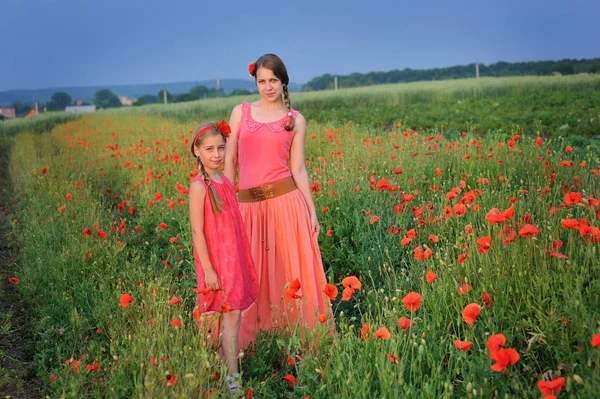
[190, 121, 226, 215]
[254, 53, 295, 131]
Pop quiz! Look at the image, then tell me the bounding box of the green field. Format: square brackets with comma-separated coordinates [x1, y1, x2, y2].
[1, 76, 600, 398]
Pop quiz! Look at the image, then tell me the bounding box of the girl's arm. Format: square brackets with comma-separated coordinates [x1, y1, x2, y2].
[289, 113, 320, 236]
[189, 181, 220, 290]
[224, 104, 242, 186]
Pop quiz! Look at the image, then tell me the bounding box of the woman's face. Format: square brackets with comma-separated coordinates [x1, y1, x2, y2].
[255, 67, 283, 103]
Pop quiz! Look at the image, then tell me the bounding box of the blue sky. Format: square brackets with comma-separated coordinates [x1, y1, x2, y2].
[1, 0, 599, 91]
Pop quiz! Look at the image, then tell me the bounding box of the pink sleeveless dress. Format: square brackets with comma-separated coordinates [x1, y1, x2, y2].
[236, 102, 332, 349]
[191, 175, 259, 317]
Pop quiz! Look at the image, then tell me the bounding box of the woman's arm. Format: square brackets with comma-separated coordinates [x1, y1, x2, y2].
[189, 181, 220, 290]
[289, 113, 320, 236]
[224, 104, 242, 186]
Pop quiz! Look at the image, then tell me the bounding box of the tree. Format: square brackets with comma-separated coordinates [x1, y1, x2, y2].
[157, 90, 174, 103]
[175, 93, 200, 103]
[190, 85, 210, 98]
[94, 89, 121, 108]
[47, 91, 72, 111]
[552, 61, 575, 75]
[229, 89, 253, 97]
[590, 63, 600, 74]
[11, 102, 32, 117]
[133, 94, 158, 106]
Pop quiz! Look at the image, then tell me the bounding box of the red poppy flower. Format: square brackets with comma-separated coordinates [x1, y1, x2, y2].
[414, 246, 432, 260]
[170, 319, 182, 327]
[374, 327, 391, 339]
[400, 237, 412, 246]
[397, 317, 413, 330]
[453, 340, 473, 352]
[537, 377, 565, 395]
[426, 271, 437, 283]
[453, 203, 466, 217]
[158, 222, 168, 230]
[402, 292, 422, 312]
[458, 283, 472, 295]
[560, 219, 579, 229]
[284, 374, 297, 387]
[462, 303, 481, 327]
[166, 374, 177, 386]
[169, 296, 181, 305]
[323, 284, 338, 300]
[482, 293, 492, 308]
[486, 334, 506, 359]
[286, 355, 295, 366]
[361, 322, 371, 340]
[519, 224, 541, 237]
[458, 253, 470, 264]
[342, 276, 362, 290]
[86, 363, 100, 372]
[341, 287, 355, 301]
[317, 314, 327, 324]
[387, 354, 400, 364]
[82, 227, 93, 236]
[120, 293, 134, 308]
[369, 215, 380, 224]
[476, 236, 492, 254]
[428, 234, 439, 243]
[490, 348, 519, 373]
[535, 137, 543, 146]
[592, 333, 600, 347]
[8, 277, 20, 284]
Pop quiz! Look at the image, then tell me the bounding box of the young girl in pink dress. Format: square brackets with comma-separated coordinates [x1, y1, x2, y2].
[188, 120, 259, 393]
[224, 54, 332, 349]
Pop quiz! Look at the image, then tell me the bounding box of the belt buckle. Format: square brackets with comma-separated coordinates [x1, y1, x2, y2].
[249, 184, 274, 201]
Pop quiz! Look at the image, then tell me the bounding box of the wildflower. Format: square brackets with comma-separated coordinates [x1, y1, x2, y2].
[361, 322, 371, 340]
[387, 354, 400, 364]
[169, 296, 181, 305]
[284, 374, 297, 388]
[120, 293, 134, 308]
[538, 377, 565, 396]
[462, 303, 481, 327]
[8, 277, 20, 284]
[458, 283, 472, 295]
[166, 374, 177, 386]
[519, 224, 541, 237]
[592, 333, 600, 347]
[453, 340, 473, 352]
[323, 284, 338, 300]
[490, 348, 519, 373]
[402, 292, 422, 312]
[426, 271, 437, 283]
[342, 276, 362, 290]
[374, 327, 391, 339]
[481, 293, 492, 308]
[170, 319, 182, 327]
[397, 317, 413, 330]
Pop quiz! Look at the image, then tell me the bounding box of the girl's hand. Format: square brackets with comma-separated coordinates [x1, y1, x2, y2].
[204, 268, 221, 291]
[311, 212, 321, 236]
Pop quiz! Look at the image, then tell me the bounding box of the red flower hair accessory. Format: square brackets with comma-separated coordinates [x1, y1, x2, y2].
[191, 120, 231, 150]
[215, 120, 231, 136]
[248, 61, 257, 77]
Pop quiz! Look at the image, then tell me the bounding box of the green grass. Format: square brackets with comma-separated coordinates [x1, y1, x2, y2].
[6, 114, 600, 397]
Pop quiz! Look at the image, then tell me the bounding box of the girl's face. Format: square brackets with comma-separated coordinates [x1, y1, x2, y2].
[194, 134, 226, 174]
[256, 67, 283, 103]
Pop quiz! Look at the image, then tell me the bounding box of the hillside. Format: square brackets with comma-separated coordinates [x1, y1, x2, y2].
[0, 79, 303, 106]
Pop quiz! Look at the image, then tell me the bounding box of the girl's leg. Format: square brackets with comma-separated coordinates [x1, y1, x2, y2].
[220, 309, 241, 374]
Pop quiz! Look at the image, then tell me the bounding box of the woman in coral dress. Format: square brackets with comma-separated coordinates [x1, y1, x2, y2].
[224, 54, 332, 349]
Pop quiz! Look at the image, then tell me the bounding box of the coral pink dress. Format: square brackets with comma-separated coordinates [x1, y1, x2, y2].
[236, 102, 331, 349]
[192, 175, 259, 317]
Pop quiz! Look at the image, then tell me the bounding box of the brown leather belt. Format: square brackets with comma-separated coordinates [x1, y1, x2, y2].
[238, 176, 297, 203]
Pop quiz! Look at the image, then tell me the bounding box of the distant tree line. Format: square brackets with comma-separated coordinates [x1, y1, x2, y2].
[302, 58, 600, 91]
[132, 85, 255, 106]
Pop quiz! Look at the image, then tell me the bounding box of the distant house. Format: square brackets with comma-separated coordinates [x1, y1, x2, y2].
[118, 96, 136, 106]
[65, 105, 97, 113]
[0, 108, 16, 119]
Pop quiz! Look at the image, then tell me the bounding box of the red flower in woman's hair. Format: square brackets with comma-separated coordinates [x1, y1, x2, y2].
[248, 61, 257, 76]
[216, 120, 231, 136]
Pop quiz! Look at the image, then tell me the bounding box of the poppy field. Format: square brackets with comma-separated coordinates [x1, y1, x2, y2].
[4, 86, 600, 398]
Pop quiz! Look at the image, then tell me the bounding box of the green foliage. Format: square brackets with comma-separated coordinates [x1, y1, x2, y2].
[46, 91, 72, 111]
[7, 113, 600, 398]
[303, 58, 600, 91]
[157, 89, 174, 104]
[553, 61, 575, 75]
[133, 94, 158, 106]
[93, 89, 121, 109]
[175, 93, 200, 103]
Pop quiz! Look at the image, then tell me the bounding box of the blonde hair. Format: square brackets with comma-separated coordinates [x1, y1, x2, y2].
[190, 121, 227, 215]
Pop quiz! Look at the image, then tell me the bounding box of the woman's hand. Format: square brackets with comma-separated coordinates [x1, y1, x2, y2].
[310, 212, 321, 236]
[204, 268, 221, 291]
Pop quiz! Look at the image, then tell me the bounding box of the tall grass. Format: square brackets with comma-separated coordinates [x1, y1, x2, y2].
[8, 114, 600, 397]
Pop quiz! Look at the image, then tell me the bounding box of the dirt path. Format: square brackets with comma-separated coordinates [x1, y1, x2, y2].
[0, 139, 42, 398]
